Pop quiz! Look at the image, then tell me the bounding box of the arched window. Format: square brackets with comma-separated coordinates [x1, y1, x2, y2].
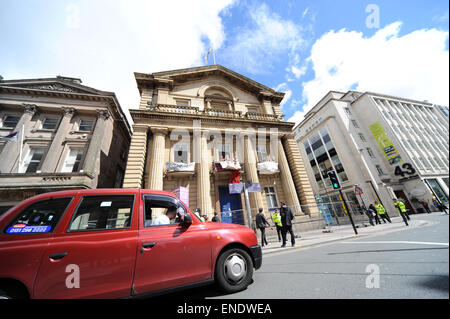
[204, 86, 234, 111]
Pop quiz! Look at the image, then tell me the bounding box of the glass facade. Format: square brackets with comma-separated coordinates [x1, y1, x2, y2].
[304, 127, 348, 190]
[426, 179, 449, 205]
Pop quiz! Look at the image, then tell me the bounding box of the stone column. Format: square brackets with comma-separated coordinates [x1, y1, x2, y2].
[243, 133, 264, 216]
[196, 130, 213, 215]
[40, 107, 75, 173]
[0, 104, 37, 173]
[283, 135, 319, 215]
[278, 137, 302, 214]
[147, 127, 167, 190]
[82, 109, 110, 176]
[123, 125, 148, 188]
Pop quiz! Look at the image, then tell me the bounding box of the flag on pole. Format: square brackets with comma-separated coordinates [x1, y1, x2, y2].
[0, 131, 19, 142]
[204, 48, 212, 63]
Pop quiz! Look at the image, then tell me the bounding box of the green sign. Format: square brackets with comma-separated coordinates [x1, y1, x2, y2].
[369, 121, 402, 165]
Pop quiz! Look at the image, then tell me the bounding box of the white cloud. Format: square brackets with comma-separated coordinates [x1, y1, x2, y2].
[274, 82, 292, 111]
[289, 22, 449, 125]
[222, 3, 305, 74]
[1, 0, 236, 125]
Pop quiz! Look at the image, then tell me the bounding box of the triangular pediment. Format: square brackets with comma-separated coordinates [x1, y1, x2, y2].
[0, 78, 105, 96]
[135, 65, 285, 103]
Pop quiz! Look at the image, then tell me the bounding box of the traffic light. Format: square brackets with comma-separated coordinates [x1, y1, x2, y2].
[327, 171, 341, 189]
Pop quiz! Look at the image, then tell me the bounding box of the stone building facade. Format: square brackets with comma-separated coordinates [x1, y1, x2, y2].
[0, 76, 131, 214]
[123, 65, 318, 226]
[293, 90, 449, 218]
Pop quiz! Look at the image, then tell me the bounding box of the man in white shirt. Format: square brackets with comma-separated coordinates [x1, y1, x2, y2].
[152, 207, 178, 226]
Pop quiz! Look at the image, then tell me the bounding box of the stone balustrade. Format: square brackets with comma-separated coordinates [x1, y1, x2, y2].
[146, 104, 281, 122]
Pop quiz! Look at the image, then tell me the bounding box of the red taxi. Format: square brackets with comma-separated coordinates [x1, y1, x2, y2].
[0, 189, 261, 298]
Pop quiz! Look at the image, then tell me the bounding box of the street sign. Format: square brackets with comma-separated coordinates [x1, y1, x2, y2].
[354, 186, 363, 196]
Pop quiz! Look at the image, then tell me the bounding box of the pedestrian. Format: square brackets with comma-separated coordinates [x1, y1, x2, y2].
[368, 204, 381, 225]
[194, 208, 205, 222]
[271, 209, 283, 242]
[280, 201, 297, 247]
[211, 212, 220, 222]
[374, 201, 391, 223]
[364, 206, 375, 226]
[420, 200, 431, 214]
[255, 208, 270, 247]
[393, 198, 409, 226]
[432, 199, 440, 210]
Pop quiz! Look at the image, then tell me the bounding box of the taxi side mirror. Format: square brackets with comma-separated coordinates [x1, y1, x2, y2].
[182, 213, 193, 227]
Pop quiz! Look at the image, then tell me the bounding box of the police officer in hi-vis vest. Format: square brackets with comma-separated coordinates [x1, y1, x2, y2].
[271, 209, 282, 242]
[374, 201, 391, 223]
[394, 198, 410, 226]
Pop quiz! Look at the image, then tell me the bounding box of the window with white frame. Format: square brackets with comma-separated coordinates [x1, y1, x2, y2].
[175, 99, 190, 107]
[247, 106, 258, 114]
[367, 148, 376, 158]
[21, 147, 46, 173]
[375, 165, 384, 175]
[264, 186, 278, 209]
[62, 149, 84, 173]
[344, 107, 352, 115]
[79, 119, 94, 132]
[358, 133, 367, 142]
[219, 144, 232, 161]
[351, 120, 359, 128]
[256, 144, 269, 162]
[41, 117, 59, 130]
[1, 115, 20, 128]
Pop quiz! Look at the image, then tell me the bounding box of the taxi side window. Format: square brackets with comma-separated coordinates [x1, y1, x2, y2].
[143, 195, 186, 227]
[4, 197, 73, 235]
[68, 195, 134, 232]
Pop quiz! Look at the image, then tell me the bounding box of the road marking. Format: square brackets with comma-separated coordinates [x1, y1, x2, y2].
[341, 241, 449, 246]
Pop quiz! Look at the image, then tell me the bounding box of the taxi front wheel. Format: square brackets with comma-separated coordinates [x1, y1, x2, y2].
[215, 248, 254, 293]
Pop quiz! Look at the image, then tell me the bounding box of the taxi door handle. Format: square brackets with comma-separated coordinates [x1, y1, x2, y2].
[49, 252, 68, 260]
[142, 242, 157, 249]
[140, 242, 157, 254]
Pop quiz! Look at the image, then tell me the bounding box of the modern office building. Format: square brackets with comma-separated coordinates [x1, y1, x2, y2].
[293, 90, 449, 217]
[0, 76, 132, 214]
[122, 65, 319, 226]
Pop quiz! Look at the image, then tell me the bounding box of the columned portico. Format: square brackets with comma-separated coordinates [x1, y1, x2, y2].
[243, 133, 264, 213]
[122, 125, 148, 188]
[147, 127, 168, 190]
[0, 104, 36, 173]
[278, 137, 302, 214]
[40, 107, 75, 172]
[83, 109, 111, 175]
[124, 65, 319, 230]
[196, 130, 213, 215]
[283, 135, 319, 215]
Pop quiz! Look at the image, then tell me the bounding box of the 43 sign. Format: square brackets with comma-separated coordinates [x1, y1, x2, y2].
[394, 163, 416, 177]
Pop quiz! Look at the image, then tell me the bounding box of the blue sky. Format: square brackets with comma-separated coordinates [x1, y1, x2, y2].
[1, 0, 448, 125]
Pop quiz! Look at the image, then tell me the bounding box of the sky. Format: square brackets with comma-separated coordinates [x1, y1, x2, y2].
[1, 0, 448, 126]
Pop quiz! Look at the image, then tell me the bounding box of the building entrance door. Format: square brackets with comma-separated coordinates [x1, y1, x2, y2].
[394, 190, 415, 214]
[218, 186, 244, 225]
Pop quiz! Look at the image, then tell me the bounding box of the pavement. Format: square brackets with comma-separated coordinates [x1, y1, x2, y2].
[259, 212, 445, 255]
